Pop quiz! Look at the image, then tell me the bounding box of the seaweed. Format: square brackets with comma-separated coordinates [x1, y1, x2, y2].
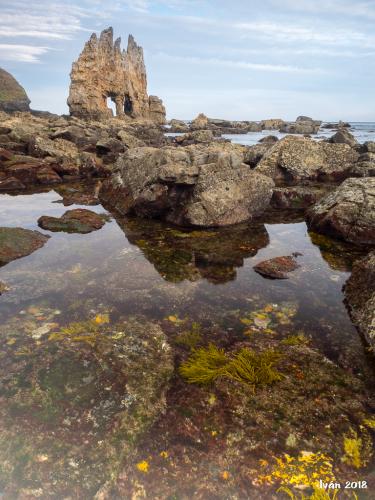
[179, 344, 282, 390]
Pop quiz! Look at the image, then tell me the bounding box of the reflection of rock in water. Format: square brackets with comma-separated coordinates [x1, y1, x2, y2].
[114, 216, 270, 284]
[0, 317, 173, 498]
[308, 231, 369, 272]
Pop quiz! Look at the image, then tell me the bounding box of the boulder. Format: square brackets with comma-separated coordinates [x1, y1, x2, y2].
[190, 113, 209, 130]
[174, 129, 215, 146]
[116, 129, 146, 149]
[329, 129, 358, 148]
[0, 68, 30, 113]
[99, 143, 274, 227]
[0, 176, 26, 191]
[350, 152, 375, 177]
[0, 227, 49, 265]
[364, 141, 375, 154]
[260, 119, 285, 130]
[306, 178, 375, 245]
[344, 251, 375, 350]
[253, 255, 300, 279]
[279, 120, 321, 134]
[255, 136, 359, 182]
[168, 119, 189, 133]
[38, 209, 108, 233]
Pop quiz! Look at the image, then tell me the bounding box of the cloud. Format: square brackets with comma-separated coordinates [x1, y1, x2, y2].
[0, 44, 50, 63]
[153, 52, 327, 74]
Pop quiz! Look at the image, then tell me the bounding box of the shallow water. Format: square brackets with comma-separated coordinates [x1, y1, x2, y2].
[166, 122, 375, 146]
[0, 184, 374, 498]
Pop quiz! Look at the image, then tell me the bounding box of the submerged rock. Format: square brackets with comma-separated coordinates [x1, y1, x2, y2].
[253, 255, 301, 279]
[0, 227, 49, 266]
[99, 143, 274, 227]
[38, 209, 108, 234]
[306, 178, 375, 245]
[256, 136, 359, 182]
[344, 251, 375, 350]
[0, 317, 173, 497]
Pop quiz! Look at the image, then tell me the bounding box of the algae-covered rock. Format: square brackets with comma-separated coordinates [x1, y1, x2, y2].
[38, 209, 108, 234]
[0, 317, 173, 497]
[0, 227, 49, 266]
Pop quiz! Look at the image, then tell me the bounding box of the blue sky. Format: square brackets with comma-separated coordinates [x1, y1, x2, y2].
[0, 0, 374, 120]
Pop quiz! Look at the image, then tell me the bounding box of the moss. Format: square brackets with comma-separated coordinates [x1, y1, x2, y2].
[282, 333, 309, 346]
[179, 344, 282, 390]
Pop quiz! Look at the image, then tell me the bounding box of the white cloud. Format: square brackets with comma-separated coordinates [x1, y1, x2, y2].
[153, 52, 327, 74]
[0, 44, 50, 63]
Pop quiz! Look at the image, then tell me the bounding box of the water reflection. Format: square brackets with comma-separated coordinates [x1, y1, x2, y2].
[115, 216, 269, 284]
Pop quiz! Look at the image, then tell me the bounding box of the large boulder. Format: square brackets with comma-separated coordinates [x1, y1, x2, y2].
[306, 177, 375, 245]
[329, 128, 358, 148]
[190, 113, 209, 130]
[0, 68, 30, 113]
[279, 120, 321, 134]
[344, 251, 375, 350]
[260, 118, 285, 130]
[99, 144, 274, 227]
[255, 136, 359, 182]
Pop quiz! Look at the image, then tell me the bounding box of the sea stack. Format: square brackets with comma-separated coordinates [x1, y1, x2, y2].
[0, 68, 31, 113]
[67, 27, 166, 123]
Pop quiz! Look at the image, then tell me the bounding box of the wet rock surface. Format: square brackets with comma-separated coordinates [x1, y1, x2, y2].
[344, 251, 375, 350]
[38, 209, 108, 233]
[0, 316, 173, 498]
[271, 185, 332, 209]
[0, 227, 49, 266]
[253, 255, 301, 279]
[307, 177, 375, 245]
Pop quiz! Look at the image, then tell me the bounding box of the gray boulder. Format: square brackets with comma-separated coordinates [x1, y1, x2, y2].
[329, 129, 358, 148]
[255, 136, 359, 182]
[306, 177, 375, 245]
[99, 143, 274, 227]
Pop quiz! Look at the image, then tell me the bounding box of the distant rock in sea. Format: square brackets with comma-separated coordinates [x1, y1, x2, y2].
[0, 68, 30, 113]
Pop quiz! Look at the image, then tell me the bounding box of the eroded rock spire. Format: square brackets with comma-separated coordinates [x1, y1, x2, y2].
[67, 27, 165, 123]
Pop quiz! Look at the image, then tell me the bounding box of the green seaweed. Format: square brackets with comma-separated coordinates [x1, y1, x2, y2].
[179, 344, 283, 390]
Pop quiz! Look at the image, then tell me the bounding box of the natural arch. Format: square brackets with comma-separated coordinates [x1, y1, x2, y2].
[124, 94, 133, 116]
[106, 96, 117, 116]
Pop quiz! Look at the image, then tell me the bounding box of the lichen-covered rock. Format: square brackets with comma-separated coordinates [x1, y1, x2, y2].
[279, 120, 321, 135]
[168, 119, 189, 133]
[174, 129, 215, 146]
[0, 227, 49, 265]
[344, 251, 375, 350]
[38, 209, 108, 234]
[256, 136, 359, 182]
[99, 143, 274, 227]
[0, 68, 30, 113]
[306, 178, 375, 245]
[260, 118, 285, 130]
[0, 317, 173, 498]
[351, 152, 375, 177]
[67, 27, 166, 123]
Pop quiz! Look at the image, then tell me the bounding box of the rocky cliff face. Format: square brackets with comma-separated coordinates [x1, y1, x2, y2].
[67, 27, 166, 123]
[0, 68, 30, 113]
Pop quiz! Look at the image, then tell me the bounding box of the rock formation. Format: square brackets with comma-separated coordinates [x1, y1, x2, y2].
[67, 27, 166, 123]
[0, 68, 30, 113]
[306, 177, 375, 245]
[99, 143, 274, 227]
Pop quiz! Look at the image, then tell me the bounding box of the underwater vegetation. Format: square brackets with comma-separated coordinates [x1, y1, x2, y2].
[342, 427, 372, 469]
[179, 343, 282, 390]
[259, 452, 336, 487]
[278, 485, 358, 499]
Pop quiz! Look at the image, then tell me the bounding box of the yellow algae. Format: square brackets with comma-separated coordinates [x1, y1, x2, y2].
[136, 460, 149, 473]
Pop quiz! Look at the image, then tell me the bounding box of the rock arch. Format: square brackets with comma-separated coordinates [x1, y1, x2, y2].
[67, 27, 166, 123]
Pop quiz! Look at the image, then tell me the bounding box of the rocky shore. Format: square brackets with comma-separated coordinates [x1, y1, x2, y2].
[0, 26, 374, 499]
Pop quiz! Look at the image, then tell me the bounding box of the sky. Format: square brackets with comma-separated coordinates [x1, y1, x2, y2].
[0, 0, 374, 121]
